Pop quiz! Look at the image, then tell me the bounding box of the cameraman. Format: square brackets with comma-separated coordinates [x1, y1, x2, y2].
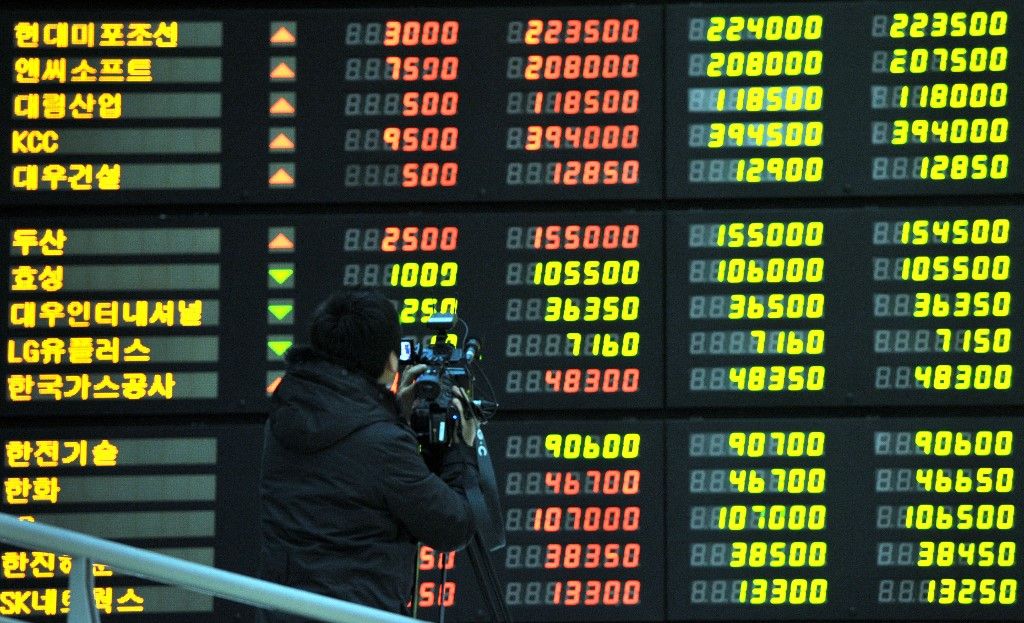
[257, 289, 479, 621]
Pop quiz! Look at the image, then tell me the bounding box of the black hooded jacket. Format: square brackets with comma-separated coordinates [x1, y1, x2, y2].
[257, 346, 478, 621]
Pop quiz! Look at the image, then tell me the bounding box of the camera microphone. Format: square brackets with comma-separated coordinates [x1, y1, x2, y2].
[465, 338, 481, 363]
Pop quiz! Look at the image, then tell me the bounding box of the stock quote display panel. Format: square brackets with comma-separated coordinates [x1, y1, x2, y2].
[666, 416, 1024, 620]
[668, 207, 1024, 407]
[414, 419, 665, 622]
[285, 212, 663, 410]
[1, 220, 262, 415]
[665, 0, 1024, 198]
[5, 1, 1023, 203]
[0, 423, 262, 622]
[4, 213, 662, 414]
[2, 6, 662, 204]
[483, 213, 663, 410]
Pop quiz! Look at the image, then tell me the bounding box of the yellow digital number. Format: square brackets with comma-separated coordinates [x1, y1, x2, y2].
[900, 255, 1011, 281]
[717, 86, 823, 112]
[729, 293, 824, 320]
[716, 257, 825, 284]
[731, 541, 827, 568]
[738, 578, 828, 605]
[729, 366, 826, 391]
[399, 297, 458, 323]
[914, 364, 1013, 390]
[751, 330, 826, 355]
[389, 262, 458, 287]
[544, 433, 641, 459]
[716, 221, 823, 247]
[708, 15, 823, 42]
[920, 153, 1009, 180]
[900, 218, 1010, 244]
[914, 292, 1012, 318]
[736, 157, 823, 183]
[891, 11, 1008, 39]
[533, 260, 640, 286]
[707, 50, 822, 77]
[936, 327, 1013, 354]
[926, 578, 1017, 605]
[914, 430, 1013, 456]
[708, 122, 824, 148]
[566, 332, 640, 357]
[905, 504, 1015, 530]
[899, 82, 1008, 109]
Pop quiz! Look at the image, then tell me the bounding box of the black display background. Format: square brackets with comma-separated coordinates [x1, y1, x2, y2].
[0, 421, 262, 623]
[2, 1, 1024, 622]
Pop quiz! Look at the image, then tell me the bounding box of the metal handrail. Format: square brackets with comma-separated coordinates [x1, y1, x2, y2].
[0, 513, 417, 623]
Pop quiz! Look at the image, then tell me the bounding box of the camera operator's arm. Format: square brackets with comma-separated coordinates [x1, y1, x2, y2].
[380, 428, 478, 551]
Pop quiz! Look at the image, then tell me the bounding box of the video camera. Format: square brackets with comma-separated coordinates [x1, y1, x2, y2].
[399, 313, 496, 447]
[402, 316, 510, 622]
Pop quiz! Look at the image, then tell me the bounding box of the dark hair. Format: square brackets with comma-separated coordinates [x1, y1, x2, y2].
[308, 289, 400, 379]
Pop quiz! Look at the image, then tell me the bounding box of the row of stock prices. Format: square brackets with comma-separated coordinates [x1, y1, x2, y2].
[3, 1, 1024, 622]
[4, 1, 1022, 203]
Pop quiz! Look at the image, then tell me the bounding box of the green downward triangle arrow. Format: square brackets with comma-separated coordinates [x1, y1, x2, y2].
[268, 268, 294, 284]
[267, 340, 293, 356]
[268, 304, 294, 320]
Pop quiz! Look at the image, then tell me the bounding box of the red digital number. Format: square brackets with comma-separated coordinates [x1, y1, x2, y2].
[418, 581, 456, 607]
[418, 545, 456, 570]
[524, 124, 640, 151]
[523, 19, 640, 45]
[544, 470, 582, 495]
[531, 89, 640, 115]
[383, 126, 459, 152]
[585, 469, 642, 494]
[544, 368, 640, 393]
[401, 162, 458, 188]
[523, 53, 639, 80]
[381, 226, 459, 252]
[386, 56, 459, 81]
[543, 542, 642, 569]
[545, 469, 641, 495]
[383, 20, 459, 46]
[552, 580, 641, 606]
[402, 91, 459, 117]
[530, 506, 641, 532]
[552, 160, 640, 186]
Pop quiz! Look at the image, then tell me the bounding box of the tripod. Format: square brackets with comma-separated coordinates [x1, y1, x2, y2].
[412, 426, 511, 622]
[412, 533, 510, 623]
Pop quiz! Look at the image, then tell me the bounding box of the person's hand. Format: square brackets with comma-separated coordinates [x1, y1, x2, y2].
[453, 387, 478, 446]
[397, 364, 428, 417]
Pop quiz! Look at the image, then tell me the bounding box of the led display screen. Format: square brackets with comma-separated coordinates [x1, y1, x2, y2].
[5, 1, 1021, 202]
[3, 2, 1024, 622]
[667, 207, 1023, 407]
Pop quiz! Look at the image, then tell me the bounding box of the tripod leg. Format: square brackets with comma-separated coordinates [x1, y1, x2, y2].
[464, 534, 512, 622]
[411, 544, 422, 620]
[439, 552, 448, 623]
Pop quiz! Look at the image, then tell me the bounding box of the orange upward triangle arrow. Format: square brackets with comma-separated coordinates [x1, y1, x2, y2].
[268, 168, 295, 186]
[270, 61, 296, 80]
[270, 26, 296, 44]
[269, 132, 295, 150]
[269, 97, 295, 115]
[268, 232, 295, 250]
